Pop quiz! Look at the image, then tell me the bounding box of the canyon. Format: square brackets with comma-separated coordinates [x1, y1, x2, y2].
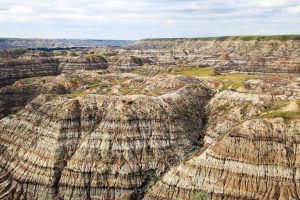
[0, 36, 299, 200]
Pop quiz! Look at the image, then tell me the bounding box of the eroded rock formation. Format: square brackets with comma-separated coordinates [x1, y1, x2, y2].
[145, 118, 300, 200]
[0, 58, 59, 87]
[203, 91, 273, 146]
[59, 56, 108, 73]
[0, 74, 212, 200]
[128, 38, 300, 73]
[0, 36, 300, 200]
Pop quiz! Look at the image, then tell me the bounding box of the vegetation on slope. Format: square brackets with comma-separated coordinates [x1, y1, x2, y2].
[171, 67, 259, 90]
[85, 53, 107, 62]
[260, 100, 300, 121]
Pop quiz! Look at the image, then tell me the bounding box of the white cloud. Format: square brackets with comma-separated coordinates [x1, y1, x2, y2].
[285, 5, 300, 14]
[250, 0, 295, 8]
[0, 0, 299, 39]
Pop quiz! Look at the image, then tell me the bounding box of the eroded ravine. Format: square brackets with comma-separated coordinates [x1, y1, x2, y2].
[0, 74, 213, 200]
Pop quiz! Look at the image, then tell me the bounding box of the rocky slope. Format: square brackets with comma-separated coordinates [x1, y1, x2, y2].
[203, 90, 272, 146]
[0, 36, 300, 200]
[0, 73, 212, 200]
[107, 55, 153, 72]
[0, 54, 109, 87]
[128, 37, 300, 73]
[0, 58, 59, 87]
[3, 36, 300, 88]
[145, 118, 300, 200]
[58, 55, 108, 73]
[143, 82, 300, 199]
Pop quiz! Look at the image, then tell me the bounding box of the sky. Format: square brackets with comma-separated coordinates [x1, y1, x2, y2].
[0, 0, 300, 40]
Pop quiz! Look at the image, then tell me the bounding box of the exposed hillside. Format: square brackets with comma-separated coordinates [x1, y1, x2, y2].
[0, 36, 299, 200]
[127, 36, 300, 73]
[0, 72, 212, 200]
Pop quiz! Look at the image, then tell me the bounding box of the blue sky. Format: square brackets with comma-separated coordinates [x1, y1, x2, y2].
[0, 0, 300, 40]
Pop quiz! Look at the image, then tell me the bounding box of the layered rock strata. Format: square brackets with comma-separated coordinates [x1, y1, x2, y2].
[0, 75, 74, 119]
[203, 91, 273, 146]
[58, 56, 108, 73]
[145, 118, 300, 200]
[108, 56, 152, 72]
[0, 58, 59, 87]
[245, 77, 300, 98]
[0, 82, 212, 200]
[128, 39, 300, 73]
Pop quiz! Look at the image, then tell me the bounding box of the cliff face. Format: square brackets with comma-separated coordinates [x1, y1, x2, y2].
[145, 118, 300, 200]
[0, 74, 76, 119]
[203, 90, 272, 146]
[58, 56, 108, 73]
[0, 55, 109, 87]
[128, 39, 300, 73]
[0, 38, 300, 200]
[0, 58, 59, 87]
[143, 82, 300, 199]
[0, 73, 212, 200]
[107, 55, 153, 72]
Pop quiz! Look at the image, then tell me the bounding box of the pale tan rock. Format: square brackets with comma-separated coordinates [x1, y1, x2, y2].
[203, 90, 273, 146]
[0, 82, 212, 200]
[145, 118, 300, 200]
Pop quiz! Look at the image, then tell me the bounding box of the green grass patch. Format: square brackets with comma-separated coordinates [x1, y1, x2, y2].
[86, 80, 111, 89]
[119, 87, 136, 94]
[215, 103, 231, 113]
[190, 191, 209, 200]
[260, 111, 300, 121]
[172, 67, 259, 89]
[85, 53, 107, 62]
[18, 77, 41, 84]
[171, 67, 215, 77]
[260, 100, 300, 121]
[263, 100, 290, 112]
[217, 73, 259, 89]
[64, 92, 97, 98]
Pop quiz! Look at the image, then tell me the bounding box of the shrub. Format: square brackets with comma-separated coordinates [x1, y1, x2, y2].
[191, 191, 209, 200]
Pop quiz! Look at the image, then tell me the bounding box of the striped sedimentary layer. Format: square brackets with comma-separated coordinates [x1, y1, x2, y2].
[144, 118, 300, 200]
[0, 72, 208, 119]
[203, 90, 273, 146]
[0, 84, 212, 200]
[58, 56, 108, 73]
[107, 55, 152, 72]
[0, 56, 108, 88]
[0, 73, 81, 119]
[129, 39, 300, 73]
[0, 58, 59, 87]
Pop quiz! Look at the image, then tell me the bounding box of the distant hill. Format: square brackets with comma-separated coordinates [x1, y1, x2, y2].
[140, 34, 300, 41]
[0, 38, 135, 50]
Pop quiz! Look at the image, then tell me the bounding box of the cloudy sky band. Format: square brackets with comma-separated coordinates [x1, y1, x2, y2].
[0, 0, 299, 39]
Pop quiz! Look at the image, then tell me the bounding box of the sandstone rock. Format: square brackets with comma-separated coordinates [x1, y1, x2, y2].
[128, 39, 300, 73]
[204, 90, 273, 146]
[108, 56, 153, 72]
[0, 58, 59, 87]
[145, 118, 300, 200]
[59, 55, 108, 73]
[0, 82, 212, 200]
